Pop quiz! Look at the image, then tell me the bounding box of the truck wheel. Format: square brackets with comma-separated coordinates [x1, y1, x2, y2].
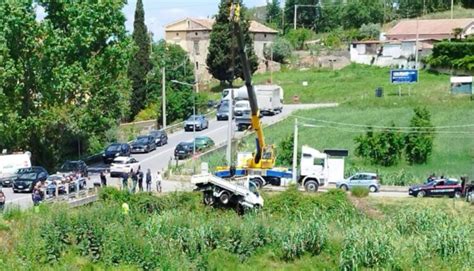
[203, 192, 214, 206]
[417, 191, 425, 198]
[304, 180, 319, 192]
[219, 192, 231, 205]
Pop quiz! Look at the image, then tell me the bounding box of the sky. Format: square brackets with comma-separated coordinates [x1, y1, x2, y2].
[123, 0, 271, 40]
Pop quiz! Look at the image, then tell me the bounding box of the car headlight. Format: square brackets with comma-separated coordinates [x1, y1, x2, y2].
[102, 154, 105, 157]
[115, 153, 119, 156]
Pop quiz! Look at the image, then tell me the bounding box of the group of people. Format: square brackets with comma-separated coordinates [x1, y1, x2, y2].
[120, 167, 163, 193]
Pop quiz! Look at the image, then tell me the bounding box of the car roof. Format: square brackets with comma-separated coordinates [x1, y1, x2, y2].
[354, 172, 378, 176]
[113, 156, 130, 162]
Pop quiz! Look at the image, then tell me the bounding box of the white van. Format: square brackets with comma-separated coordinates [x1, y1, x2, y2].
[0, 152, 32, 181]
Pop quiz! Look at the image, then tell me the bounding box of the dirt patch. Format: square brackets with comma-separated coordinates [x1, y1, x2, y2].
[349, 196, 384, 219]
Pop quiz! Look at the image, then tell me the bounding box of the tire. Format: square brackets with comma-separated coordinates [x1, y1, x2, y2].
[467, 191, 474, 203]
[203, 192, 214, 206]
[304, 180, 319, 192]
[219, 192, 231, 205]
[454, 191, 462, 199]
[417, 190, 426, 198]
[369, 185, 377, 193]
[340, 184, 349, 191]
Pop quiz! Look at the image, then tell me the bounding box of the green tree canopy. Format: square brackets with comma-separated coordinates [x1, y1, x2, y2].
[206, 0, 258, 86]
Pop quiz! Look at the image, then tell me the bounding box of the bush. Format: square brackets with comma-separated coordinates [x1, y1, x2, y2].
[264, 37, 293, 64]
[351, 187, 369, 198]
[285, 28, 315, 50]
[405, 107, 434, 165]
[358, 23, 380, 40]
[134, 102, 160, 122]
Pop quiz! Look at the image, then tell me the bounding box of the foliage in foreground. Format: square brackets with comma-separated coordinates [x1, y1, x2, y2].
[1, 188, 473, 270]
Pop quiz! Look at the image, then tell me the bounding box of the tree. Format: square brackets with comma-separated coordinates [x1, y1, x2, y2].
[284, 0, 319, 31]
[405, 107, 435, 165]
[314, 4, 342, 33]
[285, 28, 315, 50]
[276, 134, 299, 166]
[453, 27, 464, 40]
[359, 23, 381, 40]
[128, 0, 151, 119]
[264, 37, 293, 63]
[266, 0, 281, 27]
[206, 0, 258, 86]
[341, 1, 383, 29]
[146, 40, 206, 124]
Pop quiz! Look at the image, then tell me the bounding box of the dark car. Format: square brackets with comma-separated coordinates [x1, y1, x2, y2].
[149, 130, 168, 146]
[131, 135, 157, 153]
[58, 160, 88, 177]
[1, 166, 48, 187]
[102, 143, 131, 164]
[174, 142, 194, 160]
[12, 170, 49, 193]
[216, 100, 232, 121]
[409, 178, 463, 198]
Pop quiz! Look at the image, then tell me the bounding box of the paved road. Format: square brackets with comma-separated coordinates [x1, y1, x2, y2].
[4, 103, 338, 209]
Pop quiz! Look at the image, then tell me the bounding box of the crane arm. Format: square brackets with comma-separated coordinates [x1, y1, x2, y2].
[230, 1, 265, 165]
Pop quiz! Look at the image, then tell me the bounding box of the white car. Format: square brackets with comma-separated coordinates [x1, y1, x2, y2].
[110, 156, 140, 178]
[234, 100, 250, 116]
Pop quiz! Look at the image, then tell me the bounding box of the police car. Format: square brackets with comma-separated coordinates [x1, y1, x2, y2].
[409, 178, 463, 198]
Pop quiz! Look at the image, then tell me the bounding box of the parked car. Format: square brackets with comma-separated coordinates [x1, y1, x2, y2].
[102, 143, 131, 164]
[336, 172, 380, 193]
[149, 130, 168, 146]
[131, 135, 157, 153]
[58, 160, 88, 177]
[174, 142, 194, 160]
[409, 178, 463, 198]
[194, 136, 215, 151]
[1, 166, 46, 187]
[45, 174, 66, 196]
[234, 100, 250, 116]
[184, 115, 209, 131]
[110, 156, 140, 178]
[12, 170, 49, 193]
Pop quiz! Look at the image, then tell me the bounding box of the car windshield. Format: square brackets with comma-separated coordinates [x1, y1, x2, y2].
[425, 180, 436, 186]
[236, 103, 247, 108]
[60, 162, 79, 171]
[136, 137, 149, 144]
[113, 159, 126, 164]
[187, 115, 200, 121]
[106, 145, 121, 151]
[18, 172, 37, 180]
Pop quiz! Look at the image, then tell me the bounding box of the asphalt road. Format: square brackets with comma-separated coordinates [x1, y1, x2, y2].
[3, 103, 342, 209]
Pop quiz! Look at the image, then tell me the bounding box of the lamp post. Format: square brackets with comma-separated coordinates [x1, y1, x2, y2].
[171, 79, 197, 156]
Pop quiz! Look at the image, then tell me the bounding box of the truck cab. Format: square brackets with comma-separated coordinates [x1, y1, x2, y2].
[299, 146, 329, 192]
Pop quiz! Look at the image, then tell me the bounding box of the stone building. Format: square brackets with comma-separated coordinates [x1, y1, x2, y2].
[165, 18, 278, 82]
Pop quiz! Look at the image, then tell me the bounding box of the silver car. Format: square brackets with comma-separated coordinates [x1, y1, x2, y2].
[336, 172, 380, 193]
[184, 115, 209, 132]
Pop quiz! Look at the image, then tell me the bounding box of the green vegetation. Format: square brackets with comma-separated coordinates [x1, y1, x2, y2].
[1, 189, 472, 269]
[207, 0, 258, 86]
[427, 40, 474, 71]
[350, 187, 369, 198]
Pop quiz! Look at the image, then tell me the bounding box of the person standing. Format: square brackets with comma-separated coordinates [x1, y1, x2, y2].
[131, 169, 138, 193]
[156, 171, 162, 193]
[137, 166, 144, 192]
[100, 171, 107, 187]
[146, 169, 152, 192]
[122, 171, 129, 191]
[32, 188, 42, 206]
[0, 189, 5, 213]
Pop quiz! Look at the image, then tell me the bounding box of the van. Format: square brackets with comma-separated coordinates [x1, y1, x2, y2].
[0, 152, 32, 186]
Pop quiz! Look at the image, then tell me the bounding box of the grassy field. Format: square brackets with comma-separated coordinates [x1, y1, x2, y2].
[1, 188, 472, 270]
[198, 65, 474, 184]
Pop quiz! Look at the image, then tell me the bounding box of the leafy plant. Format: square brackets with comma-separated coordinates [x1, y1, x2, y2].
[351, 187, 369, 198]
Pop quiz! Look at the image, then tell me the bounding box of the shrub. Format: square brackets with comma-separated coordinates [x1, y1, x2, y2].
[351, 187, 369, 198]
[264, 37, 293, 64]
[405, 107, 434, 165]
[358, 23, 380, 40]
[285, 28, 315, 50]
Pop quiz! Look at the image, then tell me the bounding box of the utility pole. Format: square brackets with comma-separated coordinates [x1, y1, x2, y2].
[226, 90, 234, 166]
[415, 18, 419, 69]
[292, 118, 298, 182]
[451, 0, 454, 20]
[270, 46, 273, 83]
[161, 67, 166, 129]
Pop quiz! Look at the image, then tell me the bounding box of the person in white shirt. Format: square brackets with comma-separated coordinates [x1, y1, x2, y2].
[156, 171, 162, 193]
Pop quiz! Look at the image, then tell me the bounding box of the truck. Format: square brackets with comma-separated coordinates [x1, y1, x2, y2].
[192, 173, 264, 213]
[256, 85, 282, 115]
[0, 151, 32, 187]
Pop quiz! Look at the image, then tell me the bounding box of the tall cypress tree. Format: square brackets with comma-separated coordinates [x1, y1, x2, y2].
[206, 0, 258, 86]
[128, 0, 151, 119]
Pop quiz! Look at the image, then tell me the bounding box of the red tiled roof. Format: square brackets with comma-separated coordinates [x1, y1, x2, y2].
[386, 19, 474, 37]
[165, 18, 278, 34]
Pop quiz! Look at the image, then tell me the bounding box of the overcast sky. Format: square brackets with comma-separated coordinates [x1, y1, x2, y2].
[123, 0, 271, 40]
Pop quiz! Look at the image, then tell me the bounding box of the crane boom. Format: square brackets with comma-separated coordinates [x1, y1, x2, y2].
[230, 1, 274, 169]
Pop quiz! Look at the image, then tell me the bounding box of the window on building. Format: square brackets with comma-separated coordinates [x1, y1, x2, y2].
[176, 32, 179, 36]
[264, 34, 267, 38]
[195, 62, 199, 70]
[195, 32, 198, 36]
[194, 41, 200, 55]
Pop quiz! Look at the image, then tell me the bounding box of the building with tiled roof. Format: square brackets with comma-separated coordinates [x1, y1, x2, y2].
[165, 18, 278, 82]
[386, 18, 474, 41]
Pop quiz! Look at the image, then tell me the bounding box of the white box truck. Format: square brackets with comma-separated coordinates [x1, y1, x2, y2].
[256, 86, 282, 115]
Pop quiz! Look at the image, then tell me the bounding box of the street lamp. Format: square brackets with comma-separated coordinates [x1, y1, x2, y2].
[171, 80, 198, 156]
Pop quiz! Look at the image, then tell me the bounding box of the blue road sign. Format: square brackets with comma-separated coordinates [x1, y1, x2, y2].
[390, 69, 418, 84]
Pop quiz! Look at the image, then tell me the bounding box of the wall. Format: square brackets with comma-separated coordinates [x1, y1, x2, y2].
[252, 32, 276, 59]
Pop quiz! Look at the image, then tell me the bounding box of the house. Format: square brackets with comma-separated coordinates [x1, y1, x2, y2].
[386, 18, 474, 41]
[350, 39, 433, 68]
[165, 18, 278, 82]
